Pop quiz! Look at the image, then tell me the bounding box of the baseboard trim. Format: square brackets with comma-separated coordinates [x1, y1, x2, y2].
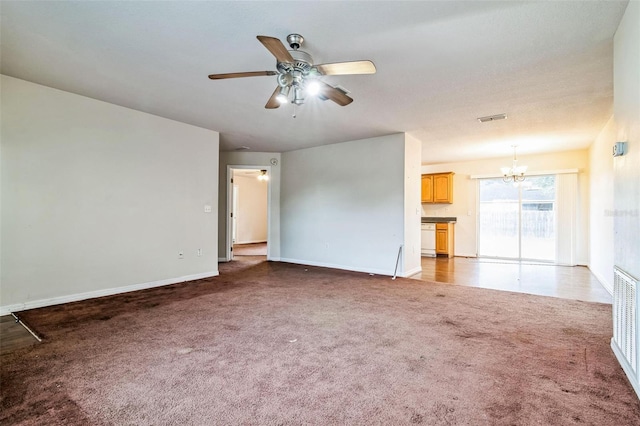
[279, 258, 398, 277]
[611, 339, 640, 399]
[589, 268, 613, 295]
[235, 240, 267, 245]
[456, 253, 477, 258]
[401, 266, 422, 278]
[0, 270, 219, 316]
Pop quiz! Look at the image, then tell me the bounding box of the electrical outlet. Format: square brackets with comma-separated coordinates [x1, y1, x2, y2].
[197, 249, 202, 257]
[178, 251, 184, 259]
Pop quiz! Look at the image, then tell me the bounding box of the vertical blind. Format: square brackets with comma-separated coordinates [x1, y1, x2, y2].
[555, 172, 578, 265]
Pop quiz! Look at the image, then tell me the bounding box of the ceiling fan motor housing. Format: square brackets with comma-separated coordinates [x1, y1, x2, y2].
[286, 33, 304, 49]
[277, 49, 313, 74]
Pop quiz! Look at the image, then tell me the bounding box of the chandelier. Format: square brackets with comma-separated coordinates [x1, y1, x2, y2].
[501, 145, 527, 183]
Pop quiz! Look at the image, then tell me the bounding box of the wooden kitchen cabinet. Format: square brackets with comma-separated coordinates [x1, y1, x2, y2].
[436, 223, 455, 258]
[433, 173, 454, 203]
[421, 175, 433, 203]
[421, 172, 454, 204]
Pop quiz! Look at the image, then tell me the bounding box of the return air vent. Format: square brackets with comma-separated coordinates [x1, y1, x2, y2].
[613, 266, 638, 373]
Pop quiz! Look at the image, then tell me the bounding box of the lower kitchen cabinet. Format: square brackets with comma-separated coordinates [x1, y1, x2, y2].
[435, 223, 455, 258]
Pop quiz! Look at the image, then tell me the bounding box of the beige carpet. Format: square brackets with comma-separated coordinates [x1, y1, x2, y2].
[2, 259, 639, 424]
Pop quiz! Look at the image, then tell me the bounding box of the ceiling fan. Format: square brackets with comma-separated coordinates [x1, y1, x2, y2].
[208, 34, 376, 110]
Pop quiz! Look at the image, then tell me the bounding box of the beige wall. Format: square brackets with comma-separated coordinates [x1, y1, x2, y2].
[1, 76, 220, 313]
[422, 149, 589, 263]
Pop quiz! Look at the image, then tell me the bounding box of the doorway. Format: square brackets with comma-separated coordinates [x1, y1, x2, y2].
[478, 175, 556, 262]
[227, 166, 270, 261]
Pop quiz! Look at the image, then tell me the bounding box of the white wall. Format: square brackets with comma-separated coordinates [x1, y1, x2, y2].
[280, 133, 416, 276]
[589, 116, 615, 293]
[422, 149, 590, 264]
[1, 76, 219, 313]
[613, 0, 640, 281]
[610, 0, 640, 400]
[404, 134, 422, 276]
[234, 174, 268, 244]
[218, 152, 281, 261]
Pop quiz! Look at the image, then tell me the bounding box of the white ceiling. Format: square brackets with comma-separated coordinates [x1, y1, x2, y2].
[0, 1, 628, 164]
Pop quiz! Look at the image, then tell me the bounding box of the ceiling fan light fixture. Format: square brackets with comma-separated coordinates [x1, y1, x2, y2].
[306, 80, 321, 96]
[293, 87, 304, 105]
[276, 86, 290, 104]
[208, 33, 374, 110]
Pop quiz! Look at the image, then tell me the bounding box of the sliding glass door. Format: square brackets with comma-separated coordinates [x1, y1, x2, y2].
[478, 175, 556, 262]
[478, 179, 520, 259]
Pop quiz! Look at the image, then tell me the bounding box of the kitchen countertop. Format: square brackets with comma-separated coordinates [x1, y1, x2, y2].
[421, 217, 457, 223]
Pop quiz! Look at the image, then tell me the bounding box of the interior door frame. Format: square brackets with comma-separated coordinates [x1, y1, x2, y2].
[232, 184, 239, 248]
[226, 165, 272, 261]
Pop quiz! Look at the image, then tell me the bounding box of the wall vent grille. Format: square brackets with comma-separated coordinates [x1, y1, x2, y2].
[613, 266, 638, 374]
[477, 113, 507, 123]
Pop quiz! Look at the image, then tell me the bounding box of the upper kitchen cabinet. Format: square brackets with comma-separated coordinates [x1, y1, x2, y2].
[421, 172, 454, 204]
[421, 174, 433, 203]
[433, 173, 454, 203]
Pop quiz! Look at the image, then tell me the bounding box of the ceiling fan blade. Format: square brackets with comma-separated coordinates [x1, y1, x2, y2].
[318, 81, 353, 106]
[257, 35, 294, 63]
[315, 60, 376, 76]
[208, 71, 276, 80]
[265, 86, 281, 109]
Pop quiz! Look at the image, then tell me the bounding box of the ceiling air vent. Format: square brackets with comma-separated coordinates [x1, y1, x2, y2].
[477, 113, 507, 123]
[235, 146, 251, 151]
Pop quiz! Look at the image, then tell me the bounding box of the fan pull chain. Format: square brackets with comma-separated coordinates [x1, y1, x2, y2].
[292, 103, 297, 119]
